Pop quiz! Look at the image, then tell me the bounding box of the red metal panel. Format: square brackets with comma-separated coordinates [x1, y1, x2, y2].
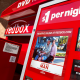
[17, 44, 29, 65]
[1, 0, 49, 20]
[0, 38, 21, 80]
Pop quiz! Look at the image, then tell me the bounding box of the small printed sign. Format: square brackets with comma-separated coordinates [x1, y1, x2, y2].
[9, 56, 16, 63]
[3, 42, 19, 54]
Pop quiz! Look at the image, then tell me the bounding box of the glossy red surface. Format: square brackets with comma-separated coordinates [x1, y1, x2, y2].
[1, 0, 49, 20]
[23, 0, 80, 80]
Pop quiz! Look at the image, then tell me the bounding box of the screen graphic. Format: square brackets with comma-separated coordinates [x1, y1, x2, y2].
[32, 36, 68, 66]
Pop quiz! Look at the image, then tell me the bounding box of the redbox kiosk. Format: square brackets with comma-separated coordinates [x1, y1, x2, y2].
[0, 38, 21, 80]
[1, 0, 53, 79]
[19, 0, 80, 80]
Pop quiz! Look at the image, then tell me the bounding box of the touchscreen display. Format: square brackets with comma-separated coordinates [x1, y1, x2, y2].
[32, 36, 68, 66]
[30, 29, 73, 77]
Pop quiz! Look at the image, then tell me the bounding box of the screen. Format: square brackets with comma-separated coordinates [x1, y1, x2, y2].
[29, 29, 73, 78]
[32, 36, 68, 66]
[76, 28, 80, 51]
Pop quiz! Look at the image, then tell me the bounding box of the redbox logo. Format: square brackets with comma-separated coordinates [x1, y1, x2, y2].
[6, 24, 29, 34]
[17, 0, 31, 8]
[42, 11, 50, 23]
[40, 63, 49, 70]
[5, 20, 30, 34]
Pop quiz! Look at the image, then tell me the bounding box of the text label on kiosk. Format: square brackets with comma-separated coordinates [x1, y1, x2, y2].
[17, 0, 37, 8]
[5, 19, 34, 35]
[5, 24, 29, 34]
[39, 1, 80, 25]
[17, 0, 31, 8]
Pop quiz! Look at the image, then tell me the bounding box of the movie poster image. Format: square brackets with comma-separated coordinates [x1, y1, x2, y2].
[32, 36, 68, 66]
[76, 28, 80, 51]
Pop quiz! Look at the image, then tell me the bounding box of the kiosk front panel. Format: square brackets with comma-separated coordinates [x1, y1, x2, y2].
[20, 0, 80, 80]
[0, 0, 56, 80]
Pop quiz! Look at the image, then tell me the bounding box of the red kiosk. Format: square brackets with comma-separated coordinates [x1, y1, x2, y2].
[1, 0, 80, 80]
[1, 0, 52, 79]
[19, 0, 80, 80]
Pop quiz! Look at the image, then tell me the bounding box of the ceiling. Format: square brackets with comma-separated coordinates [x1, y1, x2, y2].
[0, 0, 17, 29]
